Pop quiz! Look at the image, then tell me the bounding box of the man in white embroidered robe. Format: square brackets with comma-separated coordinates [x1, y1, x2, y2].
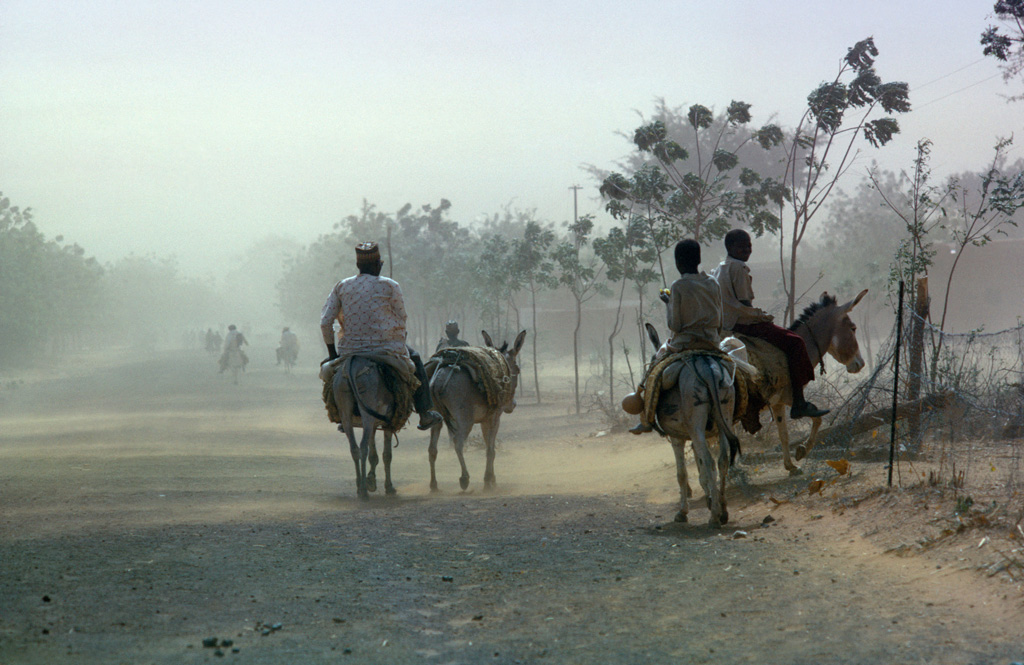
[320, 242, 441, 430]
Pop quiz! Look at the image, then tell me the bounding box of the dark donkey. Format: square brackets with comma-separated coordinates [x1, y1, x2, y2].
[331, 356, 409, 499]
[427, 330, 526, 492]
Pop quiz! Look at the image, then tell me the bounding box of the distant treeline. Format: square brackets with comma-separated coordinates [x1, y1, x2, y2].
[0, 192, 224, 367]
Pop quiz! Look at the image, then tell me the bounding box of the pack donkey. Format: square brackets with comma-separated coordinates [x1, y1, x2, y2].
[427, 330, 526, 492]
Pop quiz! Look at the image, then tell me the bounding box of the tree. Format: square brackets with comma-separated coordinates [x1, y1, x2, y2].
[511, 220, 558, 403]
[777, 37, 911, 324]
[593, 220, 659, 410]
[0, 193, 104, 365]
[552, 214, 608, 415]
[981, 0, 1024, 100]
[933, 137, 1024, 362]
[818, 166, 905, 367]
[599, 99, 787, 248]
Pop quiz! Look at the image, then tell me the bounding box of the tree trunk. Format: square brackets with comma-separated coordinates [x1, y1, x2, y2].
[530, 281, 541, 403]
[573, 297, 582, 415]
[906, 278, 929, 448]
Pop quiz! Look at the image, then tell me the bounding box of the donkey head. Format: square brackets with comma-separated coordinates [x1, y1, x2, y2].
[801, 289, 867, 373]
[482, 329, 527, 413]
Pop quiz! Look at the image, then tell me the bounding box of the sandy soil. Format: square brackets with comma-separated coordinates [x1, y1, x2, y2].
[1, 347, 1022, 664]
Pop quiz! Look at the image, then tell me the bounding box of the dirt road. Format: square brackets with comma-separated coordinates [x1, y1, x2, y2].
[1, 348, 1021, 664]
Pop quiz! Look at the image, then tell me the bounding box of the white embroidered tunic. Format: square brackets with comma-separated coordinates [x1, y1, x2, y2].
[320, 273, 411, 361]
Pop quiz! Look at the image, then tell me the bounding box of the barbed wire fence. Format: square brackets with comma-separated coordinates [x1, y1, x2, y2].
[785, 296, 1024, 504]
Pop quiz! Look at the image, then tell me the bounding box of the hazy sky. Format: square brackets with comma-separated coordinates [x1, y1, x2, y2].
[2, 0, 1020, 274]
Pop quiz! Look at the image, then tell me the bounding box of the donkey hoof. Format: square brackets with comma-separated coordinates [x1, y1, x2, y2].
[674, 511, 688, 523]
[708, 517, 724, 529]
[720, 510, 729, 525]
[788, 466, 804, 477]
[794, 445, 807, 461]
[459, 476, 470, 491]
[366, 476, 377, 493]
[385, 486, 397, 496]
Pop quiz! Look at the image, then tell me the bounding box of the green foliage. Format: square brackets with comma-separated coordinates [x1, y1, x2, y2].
[599, 99, 788, 249]
[0, 193, 104, 365]
[778, 37, 911, 323]
[981, 1, 1024, 97]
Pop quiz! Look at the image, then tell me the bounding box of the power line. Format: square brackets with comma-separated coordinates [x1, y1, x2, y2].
[911, 57, 988, 91]
[915, 72, 1004, 109]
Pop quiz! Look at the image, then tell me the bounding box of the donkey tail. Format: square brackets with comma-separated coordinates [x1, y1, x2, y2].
[696, 356, 741, 465]
[346, 358, 394, 429]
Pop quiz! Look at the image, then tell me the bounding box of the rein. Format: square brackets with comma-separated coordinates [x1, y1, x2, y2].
[796, 320, 828, 376]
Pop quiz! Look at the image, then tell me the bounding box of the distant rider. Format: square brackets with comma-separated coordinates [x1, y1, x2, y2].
[219, 324, 249, 373]
[276, 327, 299, 365]
[435, 320, 470, 352]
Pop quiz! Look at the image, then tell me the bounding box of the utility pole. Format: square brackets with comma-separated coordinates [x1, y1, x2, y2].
[569, 185, 582, 226]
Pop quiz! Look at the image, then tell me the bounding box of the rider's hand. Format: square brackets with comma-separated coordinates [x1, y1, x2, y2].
[659, 288, 670, 304]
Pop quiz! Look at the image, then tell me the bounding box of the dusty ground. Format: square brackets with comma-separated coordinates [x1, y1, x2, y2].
[1, 347, 1023, 664]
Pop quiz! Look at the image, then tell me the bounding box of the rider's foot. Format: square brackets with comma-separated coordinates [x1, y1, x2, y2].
[790, 400, 830, 419]
[629, 421, 653, 435]
[417, 410, 443, 430]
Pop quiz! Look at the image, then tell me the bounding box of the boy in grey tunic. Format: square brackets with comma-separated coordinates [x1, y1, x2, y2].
[631, 239, 722, 434]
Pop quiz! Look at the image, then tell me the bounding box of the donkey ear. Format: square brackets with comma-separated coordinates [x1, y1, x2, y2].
[820, 291, 830, 302]
[512, 330, 527, 356]
[645, 322, 661, 349]
[481, 330, 494, 348]
[844, 289, 869, 312]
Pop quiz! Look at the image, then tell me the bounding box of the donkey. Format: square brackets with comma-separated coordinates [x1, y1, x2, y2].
[750, 290, 868, 474]
[650, 289, 868, 477]
[645, 344, 742, 527]
[332, 356, 401, 500]
[427, 330, 526, 492]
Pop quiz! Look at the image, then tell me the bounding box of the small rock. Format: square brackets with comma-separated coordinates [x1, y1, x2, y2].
[202, 637, 219, 648]
[441, 576, 454, 582]
[732, 530, 748, 539]
[214, 649, 225, 657]
[473, 615, 484, 621]
[761, 515, 775, 526]
[271, 623, 283, 631]
[42, 596, 51, 603]
[220, 639, 233, 647]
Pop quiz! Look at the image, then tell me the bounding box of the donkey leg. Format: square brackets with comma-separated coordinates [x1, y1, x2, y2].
[773, 404, 801, 475]
[794, 416, 823, 461]
[669, 436, 690, 523]
[366, 436, 379, 493]
[341, 425, 363, 498]
[717, 429, 732, 526]
[690, 404, 724, 528]
[382, 431, 396, 495]
[451, 423, 472, 491]
[428, 423, 442, 492]
[480, 415, 500, 491]
[356, 426, 374, 500]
